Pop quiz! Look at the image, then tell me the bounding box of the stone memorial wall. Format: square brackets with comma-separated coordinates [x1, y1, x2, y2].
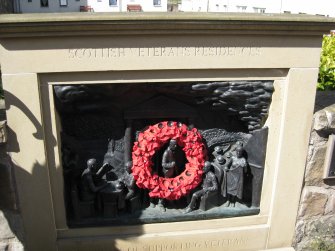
[0, 13, 334, 251]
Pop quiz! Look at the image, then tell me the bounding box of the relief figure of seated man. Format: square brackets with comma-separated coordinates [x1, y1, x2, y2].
[184, 161, 218, 213]
[80, 158, 108, 202]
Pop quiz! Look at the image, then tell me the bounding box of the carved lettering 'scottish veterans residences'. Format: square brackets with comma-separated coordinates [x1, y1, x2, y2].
[68, 47, 262, 59]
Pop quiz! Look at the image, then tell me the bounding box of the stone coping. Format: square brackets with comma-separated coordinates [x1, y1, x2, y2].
[0, 12, 334, 37]
[260, 249, 295, 251]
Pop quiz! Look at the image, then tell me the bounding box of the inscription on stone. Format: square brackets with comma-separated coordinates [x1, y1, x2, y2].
[119, 239, 248, 251]
[66, 239, 248, 251]
[68, 47, 261, 59]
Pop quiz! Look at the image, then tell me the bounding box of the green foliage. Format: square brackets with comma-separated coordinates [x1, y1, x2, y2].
[318, 35, 335, 91]
[309, 220, 335, 251]
[310, 236, 335, 251]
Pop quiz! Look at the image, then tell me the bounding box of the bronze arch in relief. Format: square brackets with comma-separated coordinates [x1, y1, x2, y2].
[54, 81, 273, 227]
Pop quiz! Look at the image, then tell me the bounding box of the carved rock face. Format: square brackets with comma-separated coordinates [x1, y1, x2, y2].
[192, 81, 274, 131]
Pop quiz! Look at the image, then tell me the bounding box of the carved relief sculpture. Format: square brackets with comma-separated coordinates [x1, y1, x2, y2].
[54, 81, 273, 226]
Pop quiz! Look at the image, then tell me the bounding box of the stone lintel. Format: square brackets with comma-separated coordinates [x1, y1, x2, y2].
[0, 13, 334, 38]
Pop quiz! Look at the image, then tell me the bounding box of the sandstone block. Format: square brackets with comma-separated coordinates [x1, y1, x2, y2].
[298, 187, 328, 218]
[314, 104, 335, 133]
[314, 110, 329, 132]
[308, 130, 327, 148]
[304, 215, 335, 233]
[305, 145, 327, 186]
[293, 220, 305, 245]
[294, 239, 309, 251]
[324, 105, 335, 130]
[295, 216, 335, 251]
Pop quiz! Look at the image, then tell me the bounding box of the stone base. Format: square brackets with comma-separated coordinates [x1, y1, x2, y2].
[260, 248, 295, 251]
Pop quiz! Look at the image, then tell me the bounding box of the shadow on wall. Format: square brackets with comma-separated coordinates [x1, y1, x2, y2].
[314, 90, 335, 113]
[3, 90, 144, 251]
[0, 70, 24, 248]
[0, 131, 25, 248]
[5, 91, 44, 141]
[0, 0, 13, 14]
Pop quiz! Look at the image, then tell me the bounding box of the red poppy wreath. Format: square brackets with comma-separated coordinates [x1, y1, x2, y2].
[131, 121, 207, 200]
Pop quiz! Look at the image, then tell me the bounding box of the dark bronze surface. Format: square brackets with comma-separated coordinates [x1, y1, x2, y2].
[54, 81, 272, 227]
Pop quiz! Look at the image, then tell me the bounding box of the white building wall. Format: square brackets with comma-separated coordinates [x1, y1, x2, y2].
[209, 0, 270, 13]
[120, 0, 167, 12]
[180, 0, 335, 17]
[181, 0, 267, 13]
[15, 0, 335, 17]
[180, 0, 207, 12]
[18, 0, 87, 13]
[207, 0, 229, 12]
[281, 0, 335, 17]
[262, 0, 281, 14]
[87, 0, 120, 12]
[17, 0, 167, 13]
[143, 0, 167, 12]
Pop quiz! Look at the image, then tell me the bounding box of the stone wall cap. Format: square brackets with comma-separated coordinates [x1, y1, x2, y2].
[1, 12, 335, 23]
[0, 12, 334, 37]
